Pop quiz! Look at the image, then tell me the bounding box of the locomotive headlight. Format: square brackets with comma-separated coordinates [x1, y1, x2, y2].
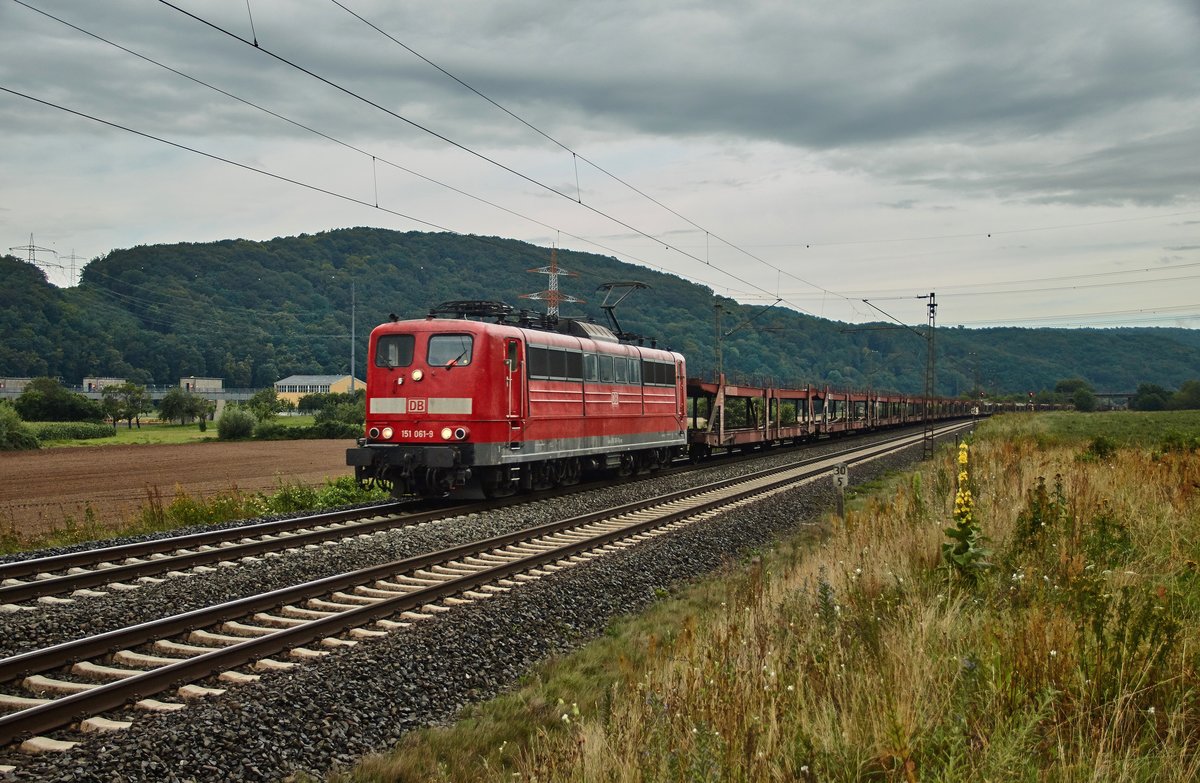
[454, 427, 468, 440]
[411, 369, 424, 382]
[368, 427, 380, 439]
[441, 427, 453, 440]
[381, 427, 394, 440]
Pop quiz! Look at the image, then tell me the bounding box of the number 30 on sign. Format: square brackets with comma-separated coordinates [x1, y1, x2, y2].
[832, 463, 849, 488]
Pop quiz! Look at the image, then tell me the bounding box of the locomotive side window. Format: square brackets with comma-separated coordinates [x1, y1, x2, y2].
[375, 334, 415, 368]
[428, 334, 473, 367]
[527, 346, 548, 377]
[640, 360, 677, 386]
[613, 355, 628, 384]
[584, 353, 598, 381]
[525, 346, 585, 381]
[548, 349, 567, 380]
[565, 351, 584, 381]
[599, 355, 614, 383]
[629, 359, 641, 385]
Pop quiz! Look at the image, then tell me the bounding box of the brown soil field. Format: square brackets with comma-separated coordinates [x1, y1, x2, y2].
[0, 440, 354, 537]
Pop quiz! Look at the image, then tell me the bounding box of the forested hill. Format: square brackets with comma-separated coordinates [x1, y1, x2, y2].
[2, 227, 1197, 395]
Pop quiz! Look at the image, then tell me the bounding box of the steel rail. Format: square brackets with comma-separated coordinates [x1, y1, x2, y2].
[0, 421, 970, 746]
[0, 447, 730, 603]
[1, 421, 971, 684]
[0, 502, 407, 581]
[0, 420, 961, 605]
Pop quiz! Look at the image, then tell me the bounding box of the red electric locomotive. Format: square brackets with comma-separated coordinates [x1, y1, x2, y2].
[347, 300, 687, 498]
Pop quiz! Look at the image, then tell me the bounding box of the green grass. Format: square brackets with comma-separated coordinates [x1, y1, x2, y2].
[37, 415, 319, 447]
[987, 409, 1200, 448]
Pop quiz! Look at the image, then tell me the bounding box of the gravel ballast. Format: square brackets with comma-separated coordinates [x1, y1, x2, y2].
[5, 427, 968, 781]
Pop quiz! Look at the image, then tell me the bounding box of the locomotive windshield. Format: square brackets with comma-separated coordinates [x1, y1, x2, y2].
[428, 334, 473, 367]
[375, 334, 415, 368]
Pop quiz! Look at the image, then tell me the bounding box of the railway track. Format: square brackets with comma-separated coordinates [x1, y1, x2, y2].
[0, 426, 919, 608]
[0, 421, 972, 760]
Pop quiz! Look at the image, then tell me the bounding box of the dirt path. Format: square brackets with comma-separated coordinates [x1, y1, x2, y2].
[0, 440, 354, 536]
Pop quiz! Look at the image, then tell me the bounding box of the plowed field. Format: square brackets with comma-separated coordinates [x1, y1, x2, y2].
[0, 440, 353, 536]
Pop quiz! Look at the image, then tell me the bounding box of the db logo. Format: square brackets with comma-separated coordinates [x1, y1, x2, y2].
[408, 399, 427, 413]
[610, 391, 619, 407]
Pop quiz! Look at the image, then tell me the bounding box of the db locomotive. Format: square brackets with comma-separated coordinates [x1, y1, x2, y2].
[346, 300, 686, 498]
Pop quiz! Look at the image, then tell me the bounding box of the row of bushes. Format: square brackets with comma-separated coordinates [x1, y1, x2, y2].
[2, 404, 125, 451]
[33, 422, 117, 441]
[216, 404, 362, 441]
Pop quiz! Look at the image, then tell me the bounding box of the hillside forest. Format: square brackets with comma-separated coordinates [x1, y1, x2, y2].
[2, 227, 1198, 396]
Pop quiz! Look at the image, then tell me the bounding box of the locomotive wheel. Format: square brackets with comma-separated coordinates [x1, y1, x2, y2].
[616, 453, 635, 478]
[560, 458, 581, 486]
[530, 460, 559, 491]
[480, 467, 516, 498]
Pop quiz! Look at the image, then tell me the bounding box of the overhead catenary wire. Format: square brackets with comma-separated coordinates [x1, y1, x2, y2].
[8, 0, 800, 312]
[5, 1, 1194, 330]
[326, 0, 851, 306]
[151, 0, 821, 316]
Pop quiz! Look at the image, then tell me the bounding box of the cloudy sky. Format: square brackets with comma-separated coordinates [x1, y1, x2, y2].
[3, 0, 1199, 329]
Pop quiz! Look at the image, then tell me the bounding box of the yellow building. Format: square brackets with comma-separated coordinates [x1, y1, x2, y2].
[273, 374, 363, 405]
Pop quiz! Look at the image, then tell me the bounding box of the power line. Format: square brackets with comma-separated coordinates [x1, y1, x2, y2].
[8, 0, 785, 308]
[152, 0, 817, 315]
[952, 302, 1200, 327]
[326, 0, 850, 305]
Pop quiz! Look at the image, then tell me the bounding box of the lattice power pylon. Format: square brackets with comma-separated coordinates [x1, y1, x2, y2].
[520, 246, 584, 316]
[9, 234, 56, 278]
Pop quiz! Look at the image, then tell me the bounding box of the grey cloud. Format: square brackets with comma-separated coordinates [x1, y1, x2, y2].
[4, 0, 1200, 212]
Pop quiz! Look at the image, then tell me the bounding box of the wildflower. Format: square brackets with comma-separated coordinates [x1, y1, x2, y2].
[787, 685, 795, 692]
[1049, 650, 1057, 658]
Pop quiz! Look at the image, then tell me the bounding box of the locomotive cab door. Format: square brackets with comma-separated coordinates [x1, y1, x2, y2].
[505, 338, 524, 420]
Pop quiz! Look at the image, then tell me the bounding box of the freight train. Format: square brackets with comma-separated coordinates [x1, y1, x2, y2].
[346, 299, 971, 498]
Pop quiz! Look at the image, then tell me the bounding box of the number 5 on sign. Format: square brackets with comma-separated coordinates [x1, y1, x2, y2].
[832, 463, 849, 488]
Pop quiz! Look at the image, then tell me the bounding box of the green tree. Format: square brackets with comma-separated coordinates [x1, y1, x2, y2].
[101, 382, 151, 429]
[1072, 387, 1098, 412]
[13, 377, 104, 422]
[246, 388, 288, 421]
[1130, 383, 1172, 411]
[217, 406, 256, 439]
[159, 387, 207, 424]
[1170, 379, 1200, 410]
[0, 402, 40, 450]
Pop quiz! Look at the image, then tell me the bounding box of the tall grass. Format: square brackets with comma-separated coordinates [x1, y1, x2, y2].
[336, 412, 1200, 781]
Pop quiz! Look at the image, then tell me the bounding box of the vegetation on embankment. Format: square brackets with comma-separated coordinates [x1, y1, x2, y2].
[0, 476, 388, 555]
[333, 410, 1200, 781]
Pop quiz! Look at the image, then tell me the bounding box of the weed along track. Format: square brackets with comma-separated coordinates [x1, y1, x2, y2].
[0, 423, 971, 779]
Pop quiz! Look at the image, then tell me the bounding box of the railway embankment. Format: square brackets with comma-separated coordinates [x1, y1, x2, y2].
[3, 426, 953, 781]
[351, 411, 1200, 781]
